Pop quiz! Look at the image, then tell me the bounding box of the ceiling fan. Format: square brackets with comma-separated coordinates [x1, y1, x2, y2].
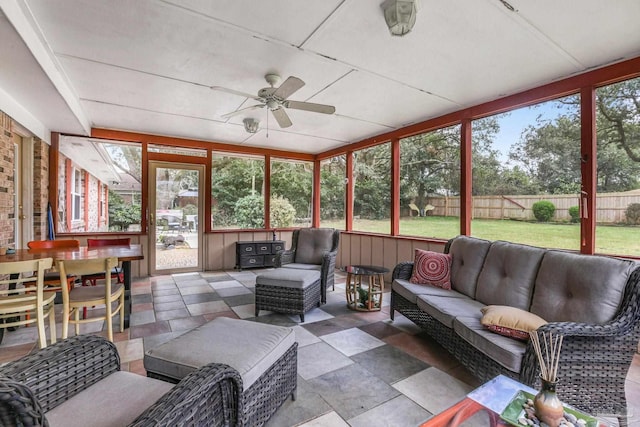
[211, 74, 335, 129]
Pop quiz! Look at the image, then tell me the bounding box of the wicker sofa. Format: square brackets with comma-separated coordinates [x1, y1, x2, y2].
[0, 335, 242, 426]
[390, 235, 640, 426]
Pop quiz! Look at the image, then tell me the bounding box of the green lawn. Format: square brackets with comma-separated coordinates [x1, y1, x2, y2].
[321, 216, 640, 256]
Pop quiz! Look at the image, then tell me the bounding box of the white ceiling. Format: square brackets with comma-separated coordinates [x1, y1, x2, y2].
[1, 0, 639, 154]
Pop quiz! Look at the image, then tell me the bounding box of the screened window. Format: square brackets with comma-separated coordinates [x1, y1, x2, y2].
[399, 125, 460, 239]
[352, 144, 391, 234]
[211, 153, 265, 229]
[58, 136, 142, 233]
[595, 76, 640, 256]
[270, 159, 313, 228]
[471, 96, 581, 249]
[320, 156, 346, 230]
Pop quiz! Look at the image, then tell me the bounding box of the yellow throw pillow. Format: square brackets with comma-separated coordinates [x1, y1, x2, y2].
[480, 305, 547, 341]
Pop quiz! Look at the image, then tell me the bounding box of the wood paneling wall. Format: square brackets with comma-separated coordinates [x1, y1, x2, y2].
[71, 230, 451, 283]
[337, 232, 446, 282]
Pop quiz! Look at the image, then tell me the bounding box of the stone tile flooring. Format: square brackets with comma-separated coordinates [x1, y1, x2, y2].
[2, 269, 640, 426]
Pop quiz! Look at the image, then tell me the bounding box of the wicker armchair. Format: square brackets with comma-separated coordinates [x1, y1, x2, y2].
[0, 335, 242, 427]
[275, 228, 340, 303]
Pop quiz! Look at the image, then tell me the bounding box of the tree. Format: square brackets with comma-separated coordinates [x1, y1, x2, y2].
[353, 144, 391, 220]
[400, 126, 460, 215]
[270, 161, 312, 220]
[510, 114, 582, 194]
[108, 190, 140, 231]
[320, 156, 346, 220]
[212, 156, 264, 226]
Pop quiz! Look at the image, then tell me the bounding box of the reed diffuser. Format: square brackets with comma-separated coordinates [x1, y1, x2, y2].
[529, 331, 564, 427]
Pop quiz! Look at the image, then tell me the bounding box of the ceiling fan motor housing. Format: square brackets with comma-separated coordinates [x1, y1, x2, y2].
[258, 87, 282, 110]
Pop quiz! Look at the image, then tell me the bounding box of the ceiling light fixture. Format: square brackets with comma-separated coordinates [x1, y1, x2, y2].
[381, 0, 417, 37]
[243, 118, 260, 133]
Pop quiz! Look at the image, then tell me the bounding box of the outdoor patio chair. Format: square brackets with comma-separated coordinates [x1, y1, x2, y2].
[276, 228, 340, 303]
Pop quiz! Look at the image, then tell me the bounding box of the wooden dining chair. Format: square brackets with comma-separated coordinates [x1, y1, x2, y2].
[57, 257, 124, 342]
[81, 238, 131, 287]
[27, 239, 80, 294]
[0, 258, 57, 348]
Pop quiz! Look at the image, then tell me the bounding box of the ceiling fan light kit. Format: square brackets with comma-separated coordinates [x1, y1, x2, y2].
[243, 118, 260, 133]
[382, 0, 417, 36]
[213, 74, 336, 129]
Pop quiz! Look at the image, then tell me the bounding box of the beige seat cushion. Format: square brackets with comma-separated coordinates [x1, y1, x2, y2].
[46, 371, 173, 427]
[144, 317, 295, 391]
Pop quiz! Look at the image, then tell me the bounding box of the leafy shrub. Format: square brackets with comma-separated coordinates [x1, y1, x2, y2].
[625, 203, 640, 225]
[532, 200, 555, 222]
[568, 206, 580, 223]
[234, 194, 265, 228]
[270, 196, 296, 228]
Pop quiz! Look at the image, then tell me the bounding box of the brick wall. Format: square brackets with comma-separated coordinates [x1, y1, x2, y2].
[0, 110, 50, 245]
[0, 111, 15, 248]
[33, 138, 49, 240]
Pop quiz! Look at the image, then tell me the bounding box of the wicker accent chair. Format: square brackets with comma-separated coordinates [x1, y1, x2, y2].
[0, 335, 243, 426]
[275, 228, 340, 303]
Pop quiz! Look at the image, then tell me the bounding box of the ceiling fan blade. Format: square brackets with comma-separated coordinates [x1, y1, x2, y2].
[271, 107, 293, 128]
[285, 100, 335, 115]
[221, 104, 264, 119]
[210, 86, 262, 102]
[272, 76, 305, 100]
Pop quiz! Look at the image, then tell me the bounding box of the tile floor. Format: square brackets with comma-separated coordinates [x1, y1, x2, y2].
[1, 269, 639, 426]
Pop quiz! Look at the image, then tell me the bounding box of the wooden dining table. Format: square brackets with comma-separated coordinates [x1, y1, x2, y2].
[0, 244, 143, 340]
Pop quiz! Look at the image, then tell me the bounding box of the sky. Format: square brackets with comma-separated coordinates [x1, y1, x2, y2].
[490, 99, 575, 163]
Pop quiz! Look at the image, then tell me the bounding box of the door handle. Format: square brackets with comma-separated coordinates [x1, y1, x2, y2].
[150, 213, 154, 226]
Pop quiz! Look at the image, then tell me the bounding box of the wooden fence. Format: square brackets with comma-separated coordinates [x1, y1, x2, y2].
[409, 192, 640, 224]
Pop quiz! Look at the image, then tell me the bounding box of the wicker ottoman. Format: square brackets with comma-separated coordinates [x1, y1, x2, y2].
[255, 269, 321, 322]
[144, 317, 297, 427]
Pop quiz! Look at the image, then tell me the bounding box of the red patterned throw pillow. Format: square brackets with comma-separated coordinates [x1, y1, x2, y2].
[409, 249, 452, 290]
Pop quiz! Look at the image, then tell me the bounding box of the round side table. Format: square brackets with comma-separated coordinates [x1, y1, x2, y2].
[344, 265, 390, 312]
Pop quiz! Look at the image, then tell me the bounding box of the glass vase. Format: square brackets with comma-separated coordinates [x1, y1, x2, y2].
[533, 378, 564, 427]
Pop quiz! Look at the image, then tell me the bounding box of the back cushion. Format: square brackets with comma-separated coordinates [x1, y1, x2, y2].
[295, 228, 335, 265]
[530, 251, 637, 323]
[448, 236, 492, 298]
[475, 241, 545, 310]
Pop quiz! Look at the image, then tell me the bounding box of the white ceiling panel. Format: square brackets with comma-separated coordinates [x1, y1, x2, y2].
[240, 129, 347, 153]
[26, 0, 351, 98]
[311, 70, 459, 127]
[511, 0, 640, 67]
[1, 0, 639, 154]
[304, 0, 584, 104]
[165, 0, 344, 47]
[58, 56, 241, 123]
[0, 11, 84, 135]
[82, 100, 251, 145]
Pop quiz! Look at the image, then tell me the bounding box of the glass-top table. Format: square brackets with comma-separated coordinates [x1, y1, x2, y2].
[420, 375, 608, 427]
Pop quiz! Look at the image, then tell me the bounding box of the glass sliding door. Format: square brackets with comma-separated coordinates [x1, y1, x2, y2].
[149, 161, 204, 274]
